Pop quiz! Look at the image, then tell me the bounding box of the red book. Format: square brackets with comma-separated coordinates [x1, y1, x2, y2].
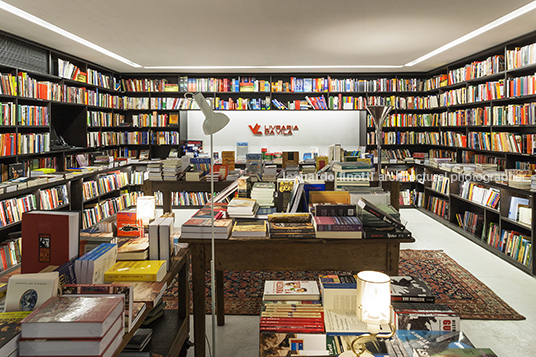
[21, 211, 79, 274]
[20, 295, 124, 338]
[116, 211, 142, 238]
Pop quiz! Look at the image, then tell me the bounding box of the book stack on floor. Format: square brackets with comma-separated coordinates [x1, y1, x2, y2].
[231, 220, 267, 239]
[227, 197, 259, 218]
[18, 295, 124, 357]
[267, 213, 315, 239]
[259, 280, 326, 357]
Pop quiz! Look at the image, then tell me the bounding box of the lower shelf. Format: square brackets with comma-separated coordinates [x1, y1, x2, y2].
[142, 309, 189, 357]
[417, 207, 534, 276]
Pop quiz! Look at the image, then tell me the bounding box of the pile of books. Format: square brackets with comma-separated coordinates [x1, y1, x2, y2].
[231, 220, 267, 238]
[262, 164, 277, 181]
[313, 215, 363, 239]
[18, 295, 124, 357]
[267, 213, 315, 239]
[161, 158, 181, 181]
[147, 161, 163, 181]
[227, 197, 259, 218]
[250, 182, 276, 207]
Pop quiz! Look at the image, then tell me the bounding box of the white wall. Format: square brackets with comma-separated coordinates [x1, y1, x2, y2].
[187, 110, 364, 157]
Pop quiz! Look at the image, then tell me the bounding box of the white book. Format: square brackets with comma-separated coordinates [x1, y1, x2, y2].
[4, 272, 59, 312]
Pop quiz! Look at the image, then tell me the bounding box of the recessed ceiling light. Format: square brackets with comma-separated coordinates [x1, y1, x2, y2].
[0, 1, 142, 68]
[144, 65, 403, 70]
[405, 1, 536, 66]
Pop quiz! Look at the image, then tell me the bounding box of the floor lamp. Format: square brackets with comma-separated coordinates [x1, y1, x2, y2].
[365, 105, 393, 182]
[188, 92, 230, 357]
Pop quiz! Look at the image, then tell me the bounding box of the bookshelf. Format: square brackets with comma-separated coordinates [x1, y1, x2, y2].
[0, 29, 536, 274]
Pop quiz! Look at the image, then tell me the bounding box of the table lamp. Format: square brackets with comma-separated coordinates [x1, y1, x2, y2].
[340, 270, 396, 357]
[187, 92, 230, 357]
[136, 195, 156, 226]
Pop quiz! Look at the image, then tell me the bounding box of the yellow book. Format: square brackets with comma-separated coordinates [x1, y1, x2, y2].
[104, 260, 167, 282]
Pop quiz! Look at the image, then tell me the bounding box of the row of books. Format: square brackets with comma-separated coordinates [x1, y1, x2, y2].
[131, 113, 179, 127]
[16, 104, 49, 126]
[87, 131, 150, 147]
[447, 54, 504, 85]
[82, 172, 130, 201]
[430, 174, 450, 194]
[484, 223, 532, 268]
[87, 111, 126, 127]
[399, 189, 424, 207]
[458, 182, 500, 209]
[82, 191, 140, 229]
[427, 196, 449, 219]
[39, 184, 69, 210]
[456, 211, 483, 235]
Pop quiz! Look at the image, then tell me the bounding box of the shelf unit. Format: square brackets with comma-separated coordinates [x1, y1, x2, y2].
[1, 29, 536, 275]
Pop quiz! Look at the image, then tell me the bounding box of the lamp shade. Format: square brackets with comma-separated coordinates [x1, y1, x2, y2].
[356, 270, 391, 333]
[137, 196, 156, 225]
[193, 92, 230, 135]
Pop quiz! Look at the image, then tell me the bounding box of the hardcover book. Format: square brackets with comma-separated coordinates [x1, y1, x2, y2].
[231, 220, 267, 238]
[18, 313, 123, 357]
[263, 281, 320, 301]
[129, 281, 167, 308]
[20, 295, 124, 338]
[116, 211, 142, 238]
[0, 311, 32, 357]
[4, 272, 59, 312]
[357, 197, 405, 231]
[393, 302, 460, 332]
[21, 211, 80, 274]
[395, 330, 474, 357]
[390, 276, 435, 303]
[104, 260, 167, 282]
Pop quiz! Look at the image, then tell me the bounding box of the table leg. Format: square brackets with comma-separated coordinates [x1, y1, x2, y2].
[191, 244, 206, 357]
[216, 270, 225, 326]
[386, 242, 400, 276]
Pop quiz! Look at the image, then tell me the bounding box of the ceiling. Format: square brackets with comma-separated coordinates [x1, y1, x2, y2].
[1, 0, 536, 74]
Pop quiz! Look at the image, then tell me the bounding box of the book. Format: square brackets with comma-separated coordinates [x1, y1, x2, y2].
[393, 302, 460, 332]
[20, 295, 124, 338]
[18, 312, 123, 356]
[4, 272, 60, 312]
[390, 276, 435, 303]
[423, 348, 498, 357]
[259, 332, 327, 357]
[21, 211, 80, 274]
[61, 283, 134, 333]
[117, 237, 149, 260]
[116, 210, 142, 238]
[362, 227, 412, 239]
[104, 260, 167, 282]
[311, 203, 356, 217]
[263, 281, 320, 301]
[180, 218, 233, 239]
[323, 308, 391, 336]
[395, 330, 474, 357]
[0, 311, 32, 357]
[508, 196, 530, 220]
[8, 162, 24, 180]
[357, 198, 405, 231]
[76, 243, 118, 284]
[124, 328, 153, 351]
[231, 220, 267, 238]
[129, 281, 167, 309]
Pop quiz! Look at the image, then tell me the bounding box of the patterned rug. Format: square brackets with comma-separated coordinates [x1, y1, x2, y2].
[163, 249, 524, 320]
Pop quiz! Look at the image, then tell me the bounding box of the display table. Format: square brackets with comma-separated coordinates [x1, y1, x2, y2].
[180, 236, 414, 357]
[113, 248, 190, 357]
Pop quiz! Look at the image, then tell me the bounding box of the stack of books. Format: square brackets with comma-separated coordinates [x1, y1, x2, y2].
[250, 182, 276, 207]
[332, 160, 372, 189]
[161, 158, 181, 181]
[146, 161, 163, 181]
[267, 213, 315, 239]
[185, 170, 203, 181]
[313, 215, 363, 239]
[231, 220, 267, 238]
[262, 165, 277, 181]
[180, 216, 233, 239]
[18, 295, 124, 357]
[227, 197, 259, 218]
[226, 169, 242, 181]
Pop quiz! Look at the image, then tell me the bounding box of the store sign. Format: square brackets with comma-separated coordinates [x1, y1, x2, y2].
[248, 123, 299, 136]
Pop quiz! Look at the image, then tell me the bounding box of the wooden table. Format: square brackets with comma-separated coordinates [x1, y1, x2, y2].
[180, 236, 414, 357]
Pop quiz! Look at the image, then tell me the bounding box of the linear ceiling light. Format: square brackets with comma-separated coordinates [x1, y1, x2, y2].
[0, 1, 142, 68]
[405, 1, 536, 67]
[144, 65, 403, 70]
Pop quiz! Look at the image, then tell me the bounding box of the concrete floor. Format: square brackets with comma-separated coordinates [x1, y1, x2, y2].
[173, 208, 536, 357]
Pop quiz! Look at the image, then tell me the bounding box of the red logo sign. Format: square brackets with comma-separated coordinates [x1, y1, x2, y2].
[248, 124, 262, 135]
[249, 124, 299, 135]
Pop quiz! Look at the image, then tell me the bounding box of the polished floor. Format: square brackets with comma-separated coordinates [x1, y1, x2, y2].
[175, 208, 536, 357]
